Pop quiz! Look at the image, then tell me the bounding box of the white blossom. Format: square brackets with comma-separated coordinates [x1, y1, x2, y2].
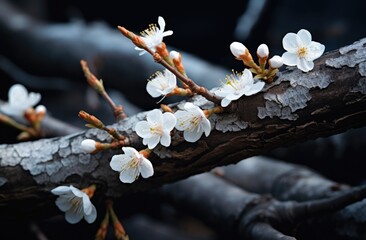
[281, 29, 325, 72]
[135, 109, 176, 149]
[146, 69, 177, 99]
[81, 139, 96, 153]
[214, 69, 265, 107]
[135, 16, 173, 55]
[174, 102, 211, 143]
[268, 55, 284, 68]
[110, 147, 154, 183]
[51, 185, 97, 224]
[0, 84, 41, 117]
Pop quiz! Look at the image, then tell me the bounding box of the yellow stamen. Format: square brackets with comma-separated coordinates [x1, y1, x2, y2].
[298, 47, 308, 57]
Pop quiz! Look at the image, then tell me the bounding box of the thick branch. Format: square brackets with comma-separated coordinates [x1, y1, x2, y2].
[0, 27, 366, 217]
[217, 157, 366, 239]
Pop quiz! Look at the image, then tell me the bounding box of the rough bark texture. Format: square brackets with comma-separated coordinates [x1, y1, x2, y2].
[0, 30, 366, 218]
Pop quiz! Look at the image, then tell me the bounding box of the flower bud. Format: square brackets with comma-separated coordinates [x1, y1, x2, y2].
[268, 55, 284, 68]
[257, 44, 269, 58]
[169, 50, 180, 60]
[81, 139, 97, 153]
[230, 42, 247, 58]
[35, 105, 47, 115]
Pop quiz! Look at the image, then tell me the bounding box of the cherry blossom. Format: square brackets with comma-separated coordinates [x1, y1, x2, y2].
[51, 185, 97, 224]
[110, 147, 154, 183]
[282, 29, 325, 72]
[214, 69, 265, 107]
[135, 109, 176, 149]
[174, 102, 211, 143]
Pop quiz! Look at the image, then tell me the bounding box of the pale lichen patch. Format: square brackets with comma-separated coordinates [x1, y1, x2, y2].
[258, 85, 310, 121]
[339, 38, 366, 55]
[326, 38, 366, 69]
[281, 69, 333, 89]
[258, 101, 299, 121]
[211, 113, 248, 133]
[358, 62, 366, 77]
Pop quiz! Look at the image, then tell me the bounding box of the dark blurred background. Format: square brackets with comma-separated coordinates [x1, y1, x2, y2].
[0, 0, 366, 239]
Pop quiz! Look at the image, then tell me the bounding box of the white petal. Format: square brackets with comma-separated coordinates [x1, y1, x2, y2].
[158, 16, 165, 31]
[245, 81, 265, 96]
[174, 110, 192, 131]
[110, 155, 130, 171]
[0, 103, 21, 116]
[70, 186, 84, 198]
[297, 29, 312, 45]
[82, 195, 92, 215]
[8, 84, 28, 103]
[162, 30, 173, 37]
[225, 93, 242, 101]
[147, 135, 160, 149]
[65, 209, 83, 224]
[184, 130, 203, 143]
[282, 52, 298, 66]
[306, 42, 325, 61]
[122, 147, 139, 157]
[160, 132, 171, 147]
[135, 121, 153, 138]
[221, 98, 232, 107]
[282, 33, 299, 52]
[183, 102, 196, 111]
[162, 112, 176, 131]
[27, 92, 41, 107]
[140, 159, 154, 178]
[51, 186, 72, 195]
[298, 58, 314, 72]
[241, 69, 254, 85]
[119, 168, 138, 183]
[146, 81, 163, 98]
[84, 204, 97, 224]
[201, 119, 211, 137]
[55, 196, 72, 212]
[147, 109, 163, 125]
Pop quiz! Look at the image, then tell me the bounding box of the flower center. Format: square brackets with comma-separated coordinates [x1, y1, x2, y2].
[141, 24, 158, 38]
[297, 47, 308, 58]
[188, 115, 203, 131]
[129, 157, 142, 169]
[150, 125, 163, 136]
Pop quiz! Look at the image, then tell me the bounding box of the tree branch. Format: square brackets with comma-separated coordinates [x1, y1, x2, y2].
[0, 9, 366, 218]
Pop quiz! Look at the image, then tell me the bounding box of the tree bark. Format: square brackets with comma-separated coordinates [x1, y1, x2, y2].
[0, 19, 366, 218]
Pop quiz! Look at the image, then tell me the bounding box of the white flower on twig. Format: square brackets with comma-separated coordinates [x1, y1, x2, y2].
[136, 16, 173, 55]
[110, 147, 154, 183]
[51, 185, 97, 224]
[214, 69, 265, 107]
[281, 29, 325, 72]
[174, 102, 211, 143]
[146, 69, 176, 100]
[135, 109, 176, 149]
[0, 84, 41, 117]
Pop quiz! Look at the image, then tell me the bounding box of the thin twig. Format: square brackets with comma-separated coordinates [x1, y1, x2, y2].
[117, 26, 222, 104]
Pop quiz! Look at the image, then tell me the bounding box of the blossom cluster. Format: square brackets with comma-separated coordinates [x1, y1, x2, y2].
[46, 16, 326, 226]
